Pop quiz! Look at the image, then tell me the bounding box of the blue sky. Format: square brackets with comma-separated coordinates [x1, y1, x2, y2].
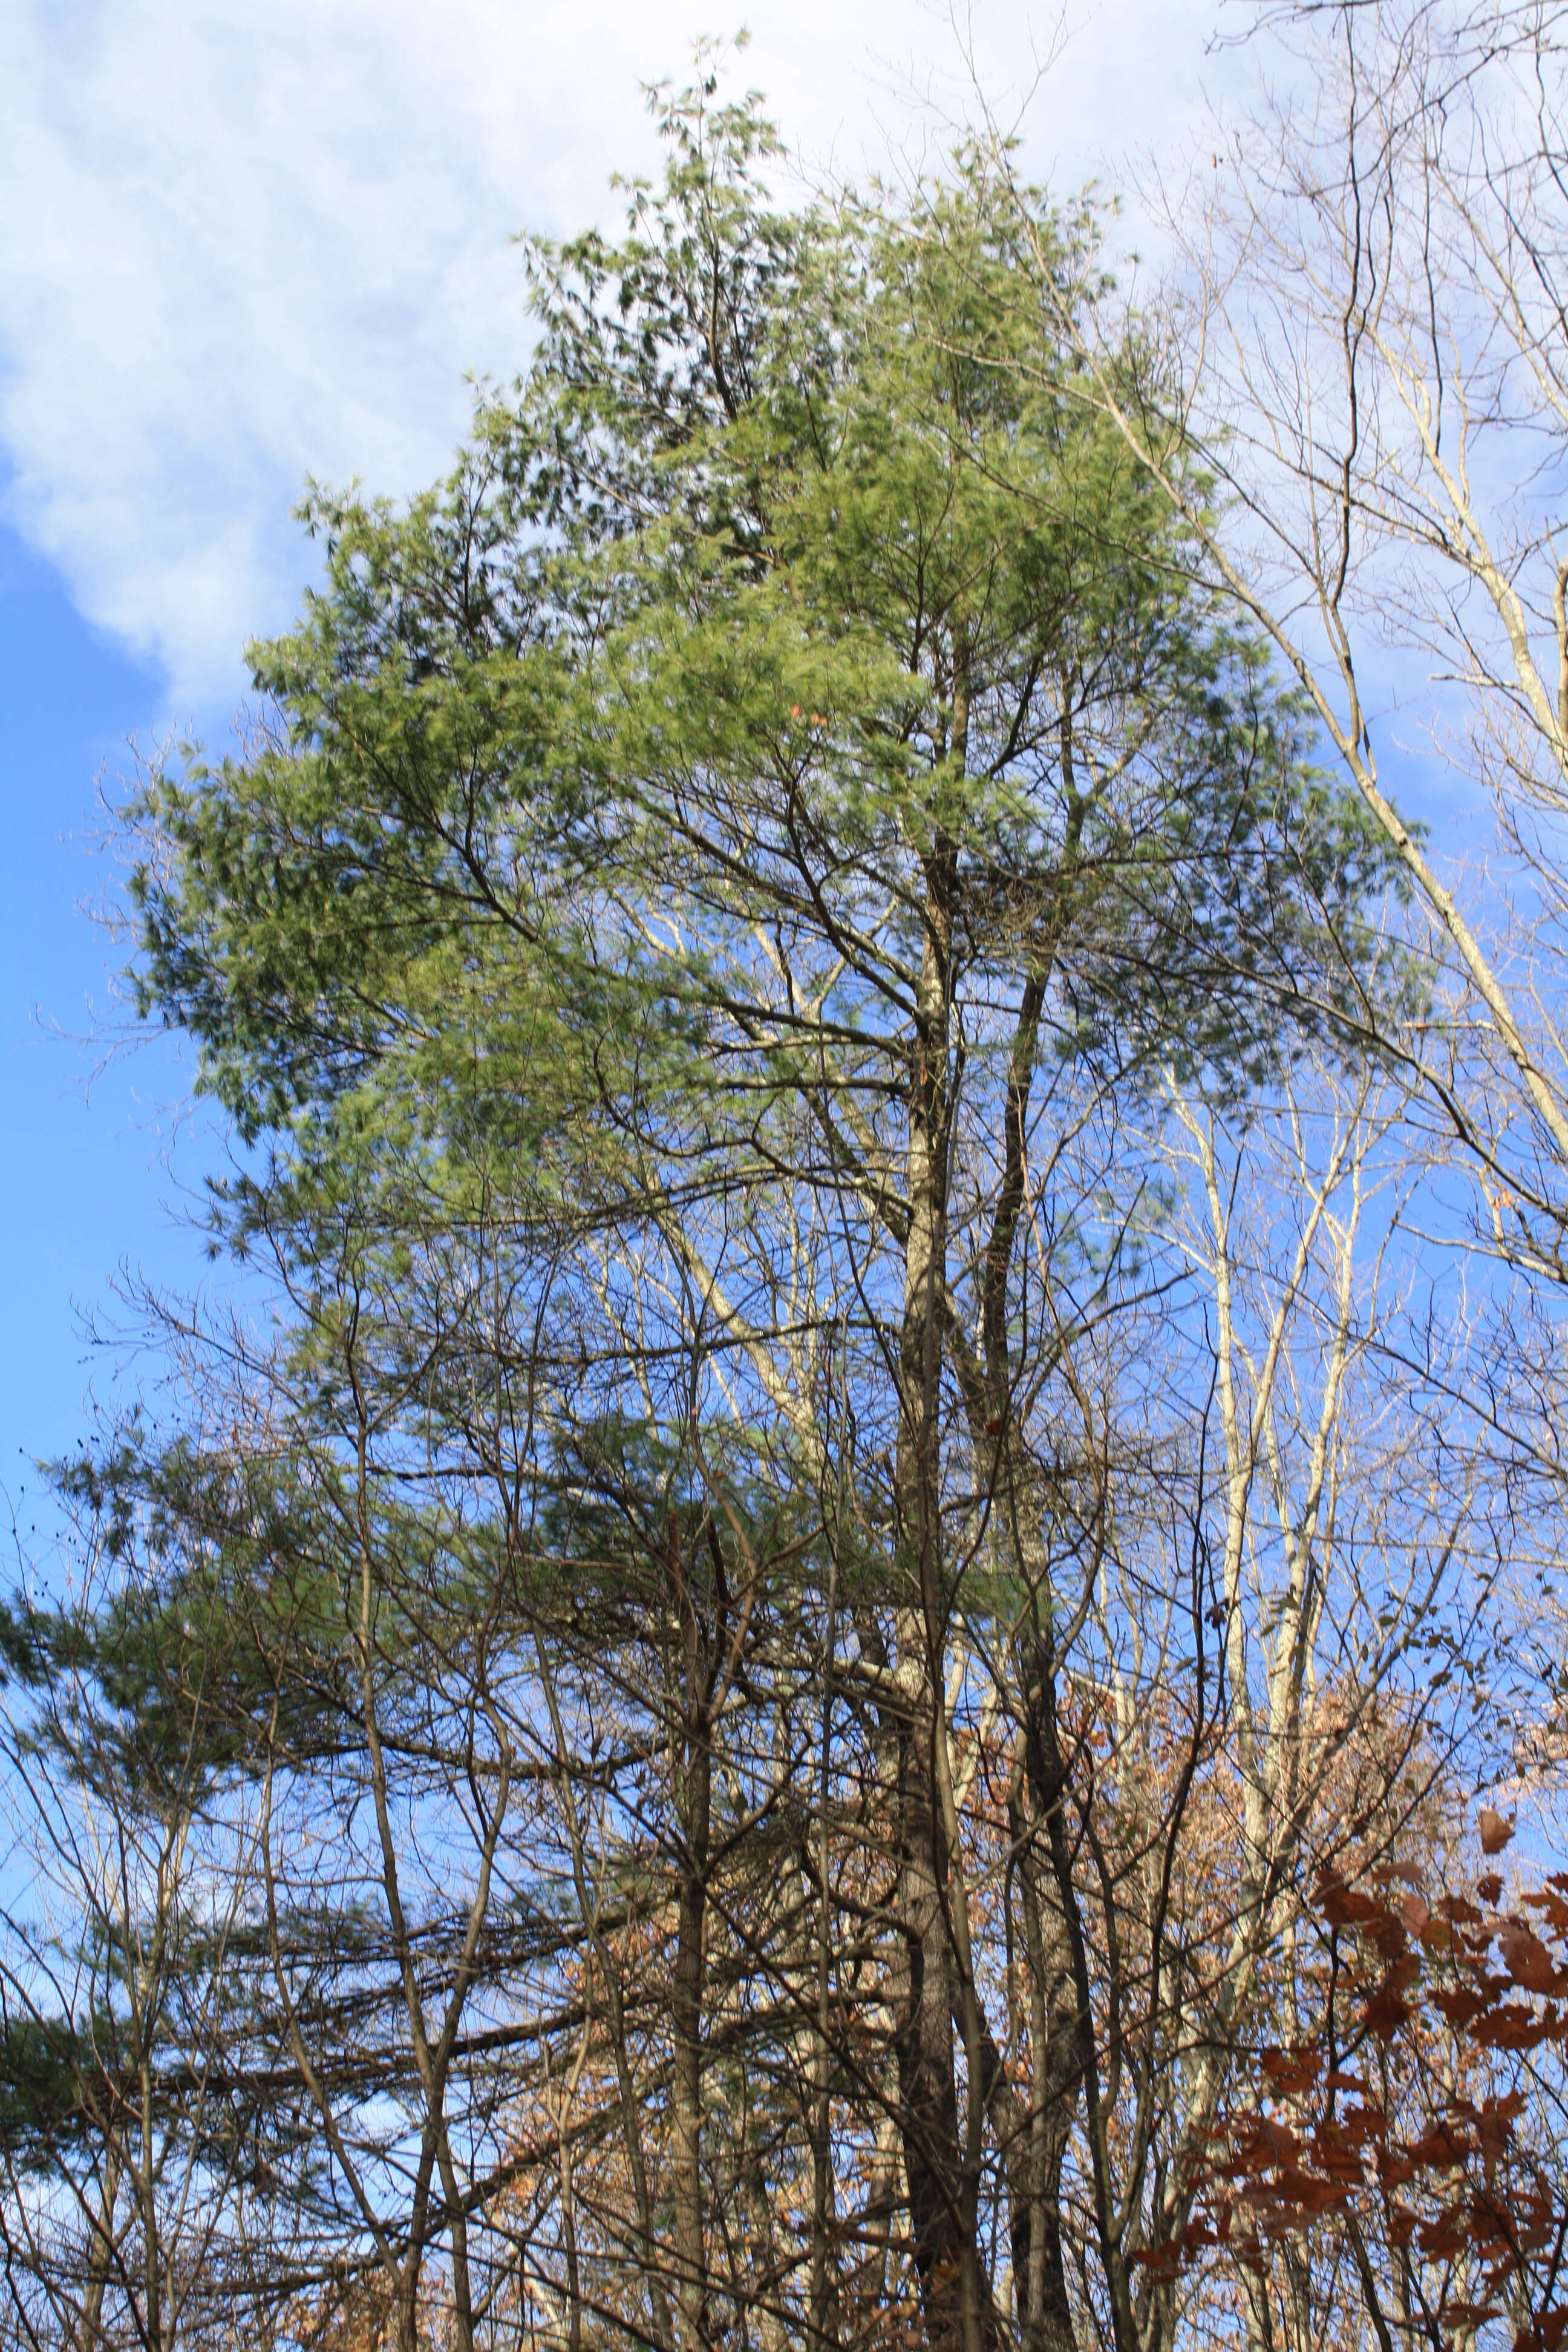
[0, 516, 219, 1500]
[0, 522, 232, 1495]
[0, 0, 1244, 1491]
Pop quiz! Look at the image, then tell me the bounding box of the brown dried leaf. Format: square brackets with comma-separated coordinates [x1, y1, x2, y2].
[1478, 1805, 1515, 1855]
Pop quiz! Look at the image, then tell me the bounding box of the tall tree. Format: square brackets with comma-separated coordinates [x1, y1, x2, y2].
[4, 59, 1449, 2352]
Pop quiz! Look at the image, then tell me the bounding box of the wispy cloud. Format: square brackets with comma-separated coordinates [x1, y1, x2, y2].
[0, 0, 1230, 715]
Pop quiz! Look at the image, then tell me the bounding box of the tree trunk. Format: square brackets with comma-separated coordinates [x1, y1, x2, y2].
[890, 636, 1003, 2352]
[671, 1520, 713, 2351]
[80, 2138, 122, 2351]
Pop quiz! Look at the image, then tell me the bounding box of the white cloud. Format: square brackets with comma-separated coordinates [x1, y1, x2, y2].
[0, 0, 1236, 714]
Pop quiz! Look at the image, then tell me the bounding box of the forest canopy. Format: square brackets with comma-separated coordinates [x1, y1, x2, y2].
[7, 10, 1568, 2352]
